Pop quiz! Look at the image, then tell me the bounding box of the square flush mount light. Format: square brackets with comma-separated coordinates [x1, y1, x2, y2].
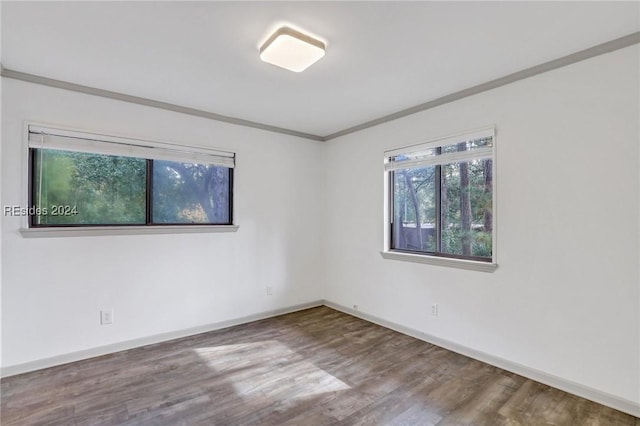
[259, 27, 325, 72]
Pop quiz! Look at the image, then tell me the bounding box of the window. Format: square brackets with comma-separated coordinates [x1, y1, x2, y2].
[28, 125, 234, 228]
[384, 127, 495, 269]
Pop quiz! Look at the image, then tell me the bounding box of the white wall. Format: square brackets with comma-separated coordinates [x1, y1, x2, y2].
[324, 45, 640, 408]
[1, 79, 325, 369]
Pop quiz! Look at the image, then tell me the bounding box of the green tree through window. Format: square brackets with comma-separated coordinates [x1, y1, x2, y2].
[31, 149, 232, 226]
[387, 132, 494, 262]
[152, 161, 230, 224]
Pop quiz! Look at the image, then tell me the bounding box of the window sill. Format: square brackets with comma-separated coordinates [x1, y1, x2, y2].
[380, 250, 498, 272]
[19, 225, 239, 238]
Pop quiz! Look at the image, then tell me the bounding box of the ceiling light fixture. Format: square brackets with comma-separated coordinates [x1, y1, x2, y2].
[259, 27, 325, 73]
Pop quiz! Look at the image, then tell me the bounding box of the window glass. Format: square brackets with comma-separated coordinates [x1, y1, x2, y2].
[152, 161, 231, 224]
[392, 166, 436, 253]
[32, 149, 146, 225]
[440, 158, 492, 258]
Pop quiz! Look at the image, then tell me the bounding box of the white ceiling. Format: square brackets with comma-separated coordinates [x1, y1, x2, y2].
[2, 1, 639, 138]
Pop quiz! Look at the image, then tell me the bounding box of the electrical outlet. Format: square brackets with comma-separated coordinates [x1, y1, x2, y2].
[266, 286, 273, 296]
[353, 304, 358, 311]
[431, 304, 438, 316]
[100, 309, 113, 325]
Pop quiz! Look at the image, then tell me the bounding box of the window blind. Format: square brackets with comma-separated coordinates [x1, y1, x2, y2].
[384, 127, 494, 172]
[28, 125, 235, 168]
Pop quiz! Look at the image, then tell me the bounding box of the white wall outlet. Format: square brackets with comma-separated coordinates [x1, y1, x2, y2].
[431, 304, 438, 316]
[266, 286, 273, 296]
[353, 304, 358, 311]
[100, 309, 113, 325]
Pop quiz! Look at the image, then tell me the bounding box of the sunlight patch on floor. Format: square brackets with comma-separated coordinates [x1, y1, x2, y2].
[194, 341, 350, 399]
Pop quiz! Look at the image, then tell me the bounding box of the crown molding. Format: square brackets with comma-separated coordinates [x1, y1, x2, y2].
[2, 31, 638, 142]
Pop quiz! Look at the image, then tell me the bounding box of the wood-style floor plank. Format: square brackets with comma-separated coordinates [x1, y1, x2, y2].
[1, 306, 638, 425]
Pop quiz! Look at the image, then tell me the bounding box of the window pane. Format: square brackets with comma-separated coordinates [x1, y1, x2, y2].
[392, 167, 436, 252]
[441, 158, 492, 258]
[152, 161, 231, 224]
[32, 149, 146, 225]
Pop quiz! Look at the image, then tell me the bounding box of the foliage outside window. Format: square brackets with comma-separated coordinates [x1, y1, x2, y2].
[385, 128, 494, 263]
[28, 126, 234, 227]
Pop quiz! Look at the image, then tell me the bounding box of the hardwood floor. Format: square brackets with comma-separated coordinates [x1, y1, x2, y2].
[2, 306, 638, 425]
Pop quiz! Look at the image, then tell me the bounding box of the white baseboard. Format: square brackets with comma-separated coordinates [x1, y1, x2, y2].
[1, 300, 323, 378]
[323, 300, 640, 418]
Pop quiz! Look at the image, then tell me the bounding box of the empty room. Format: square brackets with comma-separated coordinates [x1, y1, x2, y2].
[1, 1, 639, 425]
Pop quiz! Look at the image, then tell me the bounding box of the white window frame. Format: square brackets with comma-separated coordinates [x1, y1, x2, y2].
[20, 122, 239, 237]
[381, 126, 497, 272]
